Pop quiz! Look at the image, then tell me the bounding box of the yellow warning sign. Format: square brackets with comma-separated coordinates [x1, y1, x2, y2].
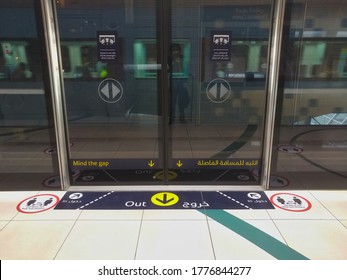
[151, 192, 179, 207]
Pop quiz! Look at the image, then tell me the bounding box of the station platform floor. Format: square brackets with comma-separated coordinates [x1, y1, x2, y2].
[0, 189, 347, 260]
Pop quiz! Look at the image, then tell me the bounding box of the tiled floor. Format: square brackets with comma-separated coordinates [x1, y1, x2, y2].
[0, 189, 347, 260]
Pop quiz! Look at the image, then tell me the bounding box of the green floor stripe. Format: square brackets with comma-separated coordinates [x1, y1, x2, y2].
[200, 209, 309, 260]
[211, 124, 258, 158]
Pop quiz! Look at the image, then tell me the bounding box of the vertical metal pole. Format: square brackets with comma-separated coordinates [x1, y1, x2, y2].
[262, 0, 286, 189]
[157, 0, 171, 184]
[40, 0, 70, 190]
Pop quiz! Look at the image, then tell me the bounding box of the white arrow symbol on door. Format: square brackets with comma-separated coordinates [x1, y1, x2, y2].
[98, 78, 123, 103]
[101, 83, 120, 99]
[206, 78, 231, 103]
[209, 83, 229, 99]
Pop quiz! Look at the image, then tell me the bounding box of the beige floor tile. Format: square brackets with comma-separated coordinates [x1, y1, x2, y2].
[55, 220, 141, 260]
[78, 210, 143, 220]
[136, 220, 214, 259]
[186, 125, 221, 138]
[190, 140, 227, 155]
[0, 221, 75, 260]
[171, 127, 189, 137]
[274, 220, 347, 260]
[310, 191, 347, 219]
[14, 209, 81, 221]
[246, 220, 286, 242]
[0, 188, 346, 260]
[118, 140, 157, 151]
[224, 209, 272, 220]
[70, 152, 118, 158]
[0, 191, 39, 220]
[0, 221, 9, 230]
[142, 209, 206, 220]
[340, 220, 347, 228]
[208, 220, 278, 260]
[115, 151, 156, 158]
[172, 151, 194, 158]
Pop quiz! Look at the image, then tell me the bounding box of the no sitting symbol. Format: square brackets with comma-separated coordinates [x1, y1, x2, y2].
[17, 194, 60, 214]
[270, 192, 312, 212]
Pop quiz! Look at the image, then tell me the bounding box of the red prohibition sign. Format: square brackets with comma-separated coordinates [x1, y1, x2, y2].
[270, 192, 312, 212]
[16, 194, 60, 214]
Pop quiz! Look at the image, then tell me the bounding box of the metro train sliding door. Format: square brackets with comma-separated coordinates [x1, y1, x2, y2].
[56, 0, 164, 186]
[270, 0, 347, 189]
[0, 1, 60, 190]
[168, 0, 272, 185]
[55, 0, 273, 186]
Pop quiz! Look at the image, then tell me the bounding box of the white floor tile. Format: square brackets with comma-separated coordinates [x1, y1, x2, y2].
[0, 191, 39, 220]
[208, 220, 277, 260]
[14, 209, 81, 221]
[142, 209, 206, 220]
[273, 220, 347, 260]
[0, 189, 347, 260]
[136, 220, 214, 260]
[310, 191, 347, 219]
[340, 220, 347, 228]
[78, 210, 143, 220]
[224, 209, 272, 220]
[0, 221, 75, 259]
[246, 219, 286, 242]
[0, 221, 9, 230]
[55, 220, 141, 260]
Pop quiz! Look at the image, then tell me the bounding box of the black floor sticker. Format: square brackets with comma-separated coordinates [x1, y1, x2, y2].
[72, 169, 257, 184]
[55, 191, 274, 210]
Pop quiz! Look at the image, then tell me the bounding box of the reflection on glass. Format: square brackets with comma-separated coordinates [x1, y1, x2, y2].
[0, 1, 58, 190]
[0, 41, 40, 82]
[271, 0, 347, 189]
[57, 0, 163, 185]
[167, 0, 273, 185]
[133, 39, 190, 78]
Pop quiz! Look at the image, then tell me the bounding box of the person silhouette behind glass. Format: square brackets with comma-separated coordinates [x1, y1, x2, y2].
[12, 62, 27, 80]
[170, 44, 190, 123]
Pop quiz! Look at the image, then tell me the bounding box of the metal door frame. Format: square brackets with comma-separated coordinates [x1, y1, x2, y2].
[40, 0, 286, 191]
[40, 0, 70, 189]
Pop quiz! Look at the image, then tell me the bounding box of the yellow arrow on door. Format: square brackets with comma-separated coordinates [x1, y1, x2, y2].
[148, 160, 155, 167]
[176, 160, 183, 167]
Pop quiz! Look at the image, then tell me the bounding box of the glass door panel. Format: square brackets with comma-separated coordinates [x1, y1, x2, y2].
[270, 0, 347, 189]
[56, 0, 163, 185]
[56, 0, 272, 186]
[168, 0, 272, 185]
[0, 1, 59, 190]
